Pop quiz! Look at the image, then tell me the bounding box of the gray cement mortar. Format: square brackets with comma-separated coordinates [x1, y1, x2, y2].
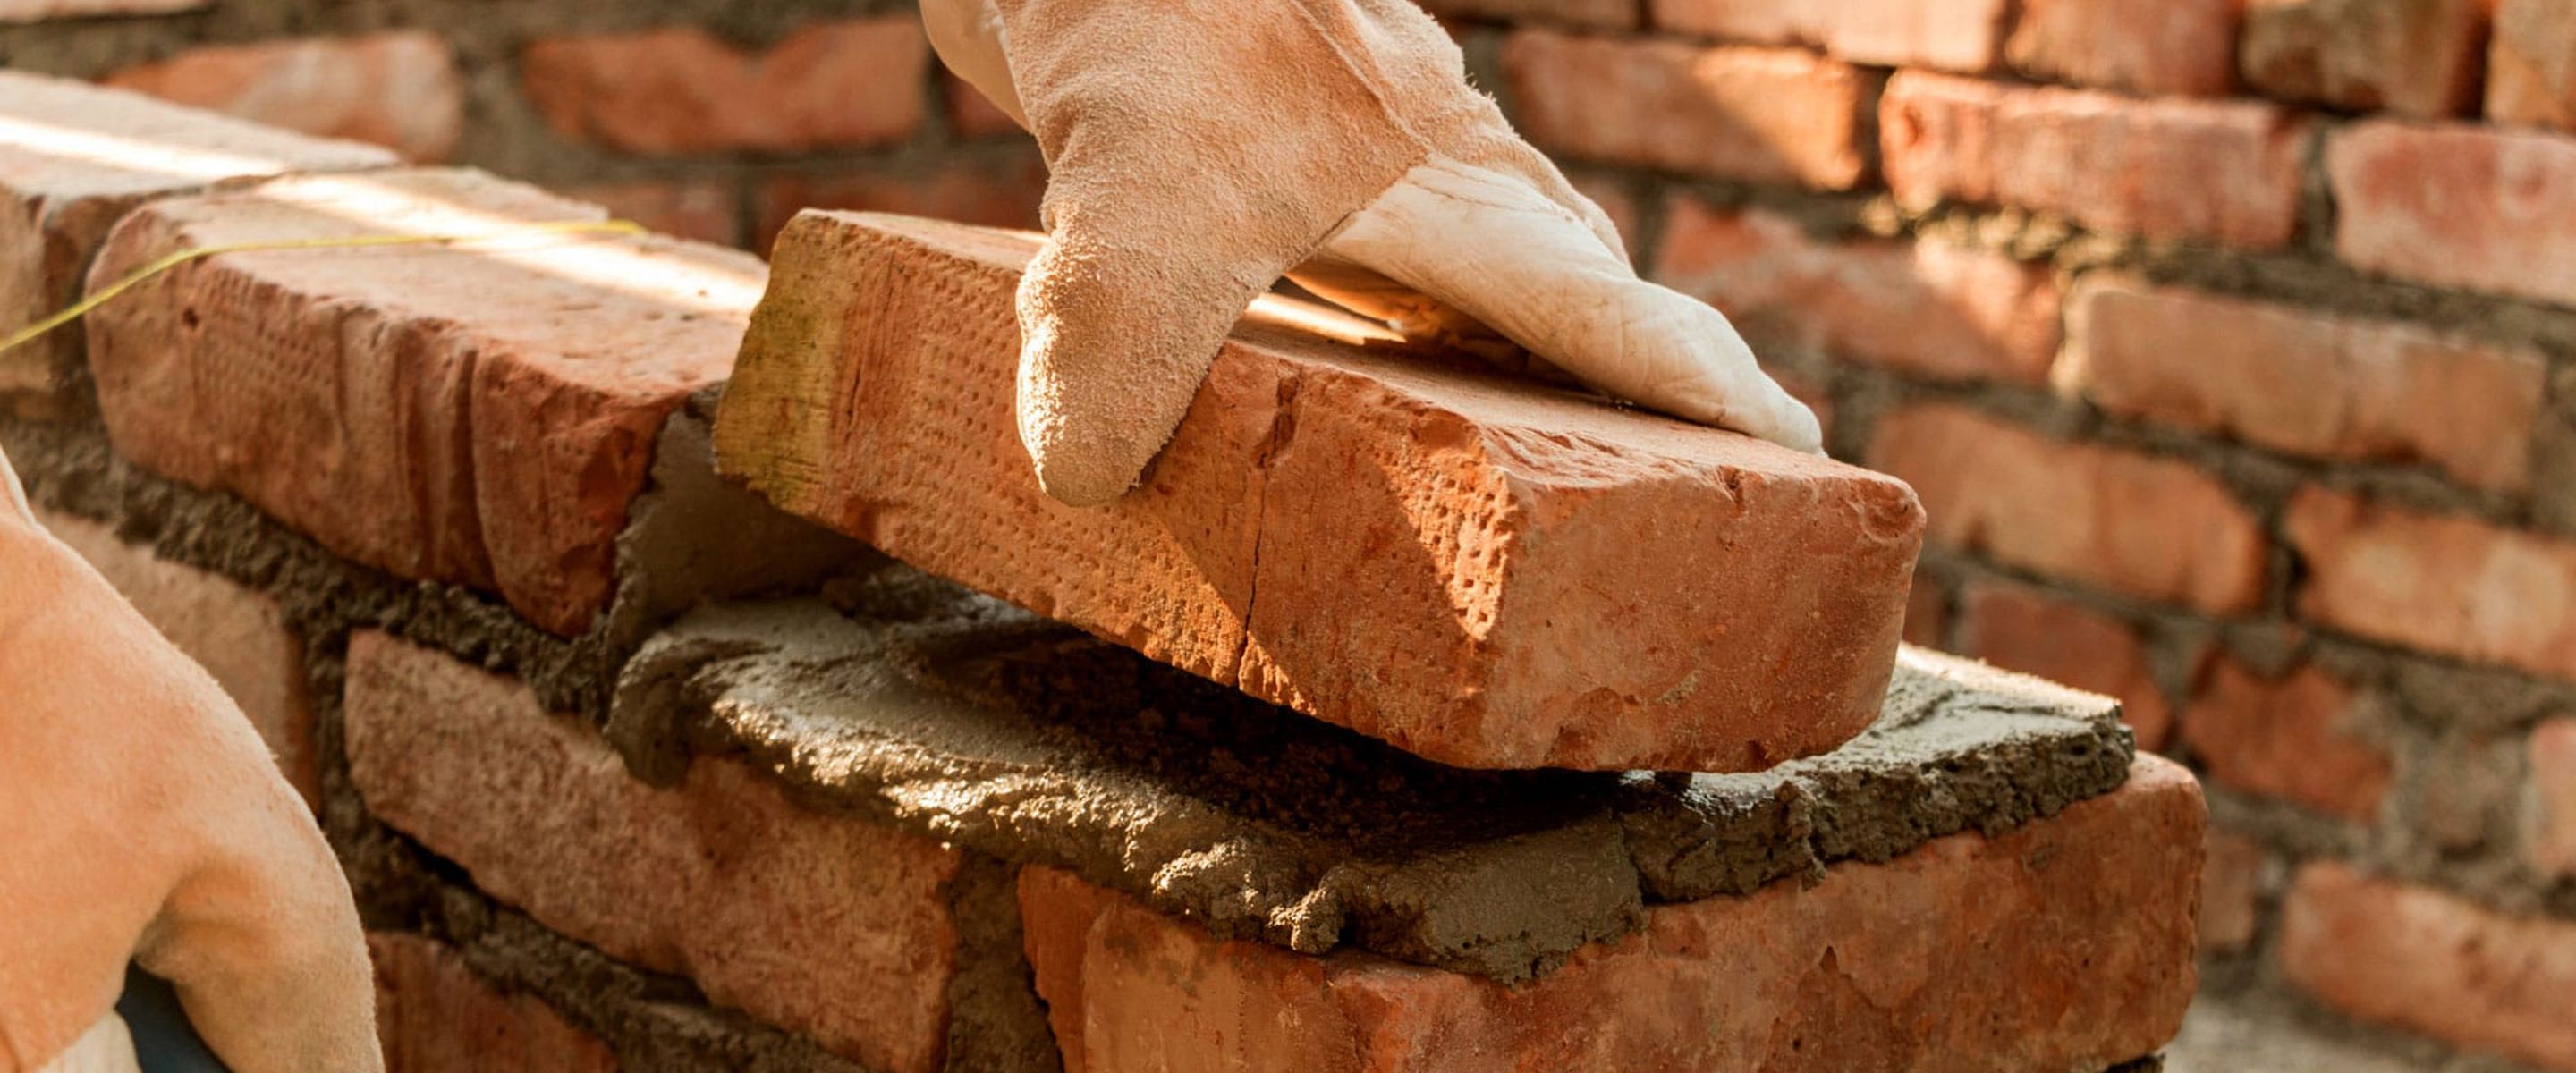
[611, 566, 2138, 982]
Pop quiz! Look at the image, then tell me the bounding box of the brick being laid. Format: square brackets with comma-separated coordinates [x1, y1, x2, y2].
[715, 212, 1927, 773]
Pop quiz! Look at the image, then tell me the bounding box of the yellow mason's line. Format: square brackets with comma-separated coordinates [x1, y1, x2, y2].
[0, 218, 648, 359]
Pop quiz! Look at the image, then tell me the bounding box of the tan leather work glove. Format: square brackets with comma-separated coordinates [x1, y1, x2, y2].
[0, 446, 382, 1073]
[923, 0, 1824, 506]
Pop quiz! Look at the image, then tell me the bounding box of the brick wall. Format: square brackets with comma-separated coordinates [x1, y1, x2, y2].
[4, 0, 2575, 1069]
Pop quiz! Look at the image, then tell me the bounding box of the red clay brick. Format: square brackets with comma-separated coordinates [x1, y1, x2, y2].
[343, 631, 960, 1073]
[717, 212, 1925, 773]
[1869, 404, 2268, 614]
[1654, 200, 2061, 384]
[1956, 581, 2174, 751]
[2526, 719, 2576, 881]
[2062, 277, 2546, 492]
[0, 72, 391, 414]
[1501, 30, 1874, 190]
[83, 168, 764, 635]
[1021, 755, 2202, 1073]
[561, 180, 741, 247]
[944, 72, 1026, 139]
[2285, 489, 2576, 683]
[38, 510, 318, 807]
[756, 156, 1046, 253]
[0, 0, 201, 21]
[1648, 0, 2009, 71]
[2327, 120, 2576, 306]
[369, 933, 616, 1073]
[2281, 861, 2576, 1070]
[1903, 569, 1948, 647]
[2199, 828, 2268, 953]
[2007, 0, 2241, 96]
[1881, 72, 2308, 248]
[1418, 0, 1637, 30]
[102, 31, 463, 162]
[2182, 657, 2393, 822]
[2491, 0, 2576, 131]
[2241, 0, 2487, 117]
[521, 18, 927, 156]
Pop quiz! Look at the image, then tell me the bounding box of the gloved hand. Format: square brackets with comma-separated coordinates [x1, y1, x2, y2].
[922, 0, 1824, 506]
[0, 446, 381, 1073]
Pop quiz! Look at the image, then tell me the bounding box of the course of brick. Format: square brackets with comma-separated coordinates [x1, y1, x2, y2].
[718, 212, 1927, 773]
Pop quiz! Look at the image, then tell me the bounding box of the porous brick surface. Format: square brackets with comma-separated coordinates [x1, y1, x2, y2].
[0, 72, 392, 413]
[343, 630, 962, 1073]
[1019, 755, 2201, 1073]
[82, 167, 765, 635]
[2327, 120, 2576, 308]
[1869, 403, 2268, 613]
[2281, 862, 2576, 1070]
[2285, 489, 2576, 683]
[102, 31, 464, 162]
[2182, 658, 2393, 822]
[2240, 0, 2487, 117]
[716, 211, 1925, 773]
[521, 18, 928, 156]
[1880, 72, 2308, 248]
[1653, 202, 2061, 384]
[1501, 30, 1876, 190]
[2007, 0, 2241, 96]
[1646, 0, 2008, 72]
[2062, 277, 2546, 492]
[38, 509, 317, 806]
[369, 933, 618, 1073]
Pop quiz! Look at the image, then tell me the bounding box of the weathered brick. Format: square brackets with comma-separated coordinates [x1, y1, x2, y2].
[755, 156, 1046, 253]
[2327, 120, 2576, 306]
[2061, 277, 2546, 492]
[2285, 489, 2576, 683]
[1956, 581, 2174, 751]
[2241, 0, 2487, 117]
[343, 631, 960, 1073]
[2281, 862, 2576, 1070]
[369, 933, 616, 1073]
[2491, 0, 2576, 131]
[1654, 200, 2061, 384]
[102, 31, 463, 162]
[1648, 0, 2008, 71]
[2526, 719, 2576, 880]
[1417, 0, 1636, 30]
[521, 18, 927, 156]
[0, 72, 392, 414]
[2182, 657, 2393, 822]
[1869, 404, 2268, 614]
[2199, 828, 2269, 953]
[2007, 0, 2241, 96]
[1881, 72, 2308, 248]
[38, 510, 317, 807]
[717, 212, 1925, 773]
[1501, 30, 1874, 190]
[561, 180, 741, 247]
[0, 0, 200, 21]
[83, 168, 764, 635]
[1021, 756, 2201, 1073]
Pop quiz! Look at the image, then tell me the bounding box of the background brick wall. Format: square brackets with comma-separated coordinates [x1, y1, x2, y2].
[7, 0, 2576, 1068]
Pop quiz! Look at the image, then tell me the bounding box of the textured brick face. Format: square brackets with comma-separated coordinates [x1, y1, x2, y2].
[2327, 121, 2576, 307]
[1501, 30, 1875, 190]
[82, 168, 763, 634]
[369, 933, 617, 1073]
[1881, 72, 2308, 248]
[2007, 0, 2241, 95]
[2182, 658, 2394, 822]
[1955, 582, 2173, 750]
[521, 18, 928, 156]
[1869, 403, 2268, 614]
[2281, 862, 2576, 1070]
[0, 72, 392, 414]
[1647, 0, 2009, 71]
[718, 212, 1926, 773]
[102, 32, 464, 162]
[2241, 0, 2487, 117]
[1654, 201, 2061, 384]
[2285, 489, 2576, 684]
[2062, 277, 2546, 493]
[343, 632, 962, 1073]
[1020, 756, 2203, 1073]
